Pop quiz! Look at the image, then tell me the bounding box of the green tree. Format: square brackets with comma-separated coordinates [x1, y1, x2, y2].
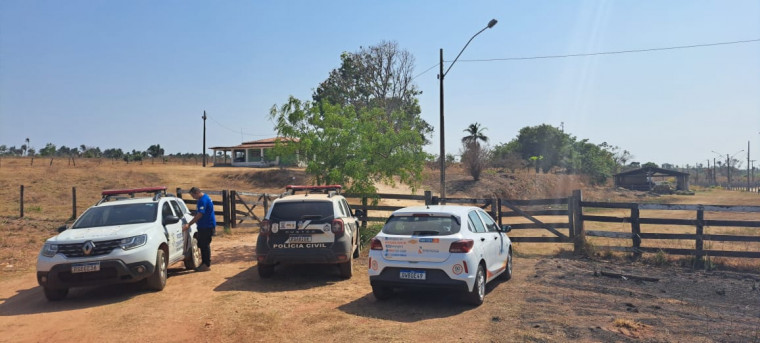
[39, 143, 57, 156]
[103, 148, 124, 159]
[513, 124, 571, 173]
[462, 122, 489, 147]
[147, 144, 165, 158]
[642, 162, 659, 169]
[312, 41, 431, 142]
[270, 97, 429, 196]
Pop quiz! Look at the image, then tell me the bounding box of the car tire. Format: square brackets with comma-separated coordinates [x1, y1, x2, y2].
[372, 285, 393, 300]
[500, 248, 513, 281]
[464, 264, 486, 306]
[43, 287, 68, 301]
[258, 263, 274, 278]
[145, 249, 167, 291]
[338, 255, 353, 279]
[184, 236, 202, 270]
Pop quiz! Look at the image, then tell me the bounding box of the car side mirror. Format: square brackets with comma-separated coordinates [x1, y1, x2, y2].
[57, 225, 68, 233]
[163, 215, 181, 225]
[500, 225, 512, 233]
[353, 209, 365, 218]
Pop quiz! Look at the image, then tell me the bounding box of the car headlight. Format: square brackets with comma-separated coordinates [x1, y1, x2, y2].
[120, 234, 147, 250]
[41, 243, 59, 257]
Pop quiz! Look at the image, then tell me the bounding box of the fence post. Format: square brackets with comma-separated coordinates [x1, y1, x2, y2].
[221, 190, 230, 229]
[490, 197, 498, 221]
[424, 190, 432, 205]
[176, 188, 182, 199]
[229, 190, 237, 228]
[361, 196, 368, 228]
[497, 198, 503, 227]
[263, 194, 269, 216]
[20, 185, 24, 218]
[572, 190, 584, 254]
[696, 207, 705, 264]
[631, 205, 642, 259]
[71, 187, 77, 220]
[567, 194, 575, 240]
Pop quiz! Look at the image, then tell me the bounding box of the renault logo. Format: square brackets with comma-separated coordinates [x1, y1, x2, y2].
[82, 241, 96, 255]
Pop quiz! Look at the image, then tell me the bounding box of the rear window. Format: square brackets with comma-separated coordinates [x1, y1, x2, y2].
[382, 215, 461, 236]
[269, 201, 334, 221]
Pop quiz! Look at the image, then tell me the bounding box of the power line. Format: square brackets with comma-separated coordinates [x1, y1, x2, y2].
[207, 115, 270, 137]
[413, 38, 760, 80]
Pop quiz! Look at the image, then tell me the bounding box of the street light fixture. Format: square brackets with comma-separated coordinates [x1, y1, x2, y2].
[439, 19, 498, 203]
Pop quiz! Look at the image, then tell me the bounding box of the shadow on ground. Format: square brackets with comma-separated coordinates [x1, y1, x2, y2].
[0, 267, 188, 316]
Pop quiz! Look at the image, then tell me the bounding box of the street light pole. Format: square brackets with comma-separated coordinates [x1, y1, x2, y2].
[202, 110, 207, 167]
[438, 19, 497, 203]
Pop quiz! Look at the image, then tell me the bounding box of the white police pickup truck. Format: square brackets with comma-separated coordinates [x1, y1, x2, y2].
[36, 187, 202, 301]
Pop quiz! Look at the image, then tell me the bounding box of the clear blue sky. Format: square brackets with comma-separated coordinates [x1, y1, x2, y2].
[1, 1, 758, 167]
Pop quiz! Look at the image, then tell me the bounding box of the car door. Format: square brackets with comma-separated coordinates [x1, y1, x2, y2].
[170, 200, 191, 257]
[477, 210, 507, 277]
[161, 201, 184, 263]
[340, 199, 358, 247]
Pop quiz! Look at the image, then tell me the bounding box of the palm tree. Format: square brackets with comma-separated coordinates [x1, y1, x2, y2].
[24, 137, 30, 156]
[462, 122, 488, 147]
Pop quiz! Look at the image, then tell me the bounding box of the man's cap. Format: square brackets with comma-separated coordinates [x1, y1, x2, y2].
[189, 187, 201, 194]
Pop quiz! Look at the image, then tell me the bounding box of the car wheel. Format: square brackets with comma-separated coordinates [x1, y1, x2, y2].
[258, 263, 274, 278]
[500, 248, 513, 281]
[146, 249, 167, 291]
[372, 285, 393, 300]
[43, 287, 68, 301]
[464, 264, 486, 306]
[184, 236, 202, 270]
[338, 255, 353, 279]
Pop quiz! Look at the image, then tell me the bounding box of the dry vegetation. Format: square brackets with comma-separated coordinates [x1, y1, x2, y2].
[1, 157, 759, 342]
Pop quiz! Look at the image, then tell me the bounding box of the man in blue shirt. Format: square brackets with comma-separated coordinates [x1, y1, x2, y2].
[183, 187, 216, 271]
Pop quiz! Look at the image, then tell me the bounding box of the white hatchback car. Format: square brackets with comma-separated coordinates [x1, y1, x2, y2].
[368, 205, 512, 306]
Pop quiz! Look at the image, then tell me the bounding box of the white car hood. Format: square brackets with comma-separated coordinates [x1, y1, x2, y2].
[50, 223, 153, 243]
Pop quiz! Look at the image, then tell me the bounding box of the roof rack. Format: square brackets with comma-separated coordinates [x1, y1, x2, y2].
[98, 186, 168, 205]
[284, 185, 342, 197]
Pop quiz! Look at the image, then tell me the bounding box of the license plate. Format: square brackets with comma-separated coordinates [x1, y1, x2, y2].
[71, 262, 100, 273]
[399, 270, 426, 280]
[288, 235, 312, 243]
[282, 221, 297, 230]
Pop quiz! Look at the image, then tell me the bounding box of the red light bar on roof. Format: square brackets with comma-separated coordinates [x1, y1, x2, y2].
[101, 186, 167, 196]
[285, 185, 342, 191]
[284, 185, 342, 194]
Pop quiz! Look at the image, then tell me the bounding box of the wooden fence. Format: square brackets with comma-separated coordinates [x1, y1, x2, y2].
[13, 185, 760, 259]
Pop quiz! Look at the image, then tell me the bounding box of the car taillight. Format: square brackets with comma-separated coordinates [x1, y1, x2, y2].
[449, 239, 474, 253]
[332, 219, 344, 237]
[370, 238, 383, 250]
[260, 219, 270, 236]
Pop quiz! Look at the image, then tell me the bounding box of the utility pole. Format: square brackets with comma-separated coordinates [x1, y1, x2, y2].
[726, 154, 731, 188]
[713, 158, 717, 185]
[202, 111, 207, 167]
[706, 159, 711, 186]
[748, 141, 751, 191]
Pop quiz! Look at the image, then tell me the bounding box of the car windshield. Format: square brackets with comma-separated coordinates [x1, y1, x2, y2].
[382, 215, 460, 236]
[71, 203, 158, 229]
[270, 201, 333, 221]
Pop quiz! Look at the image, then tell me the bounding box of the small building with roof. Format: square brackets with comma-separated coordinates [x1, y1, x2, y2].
[614, 166, 690, 192]
[209, 137, 299, 167]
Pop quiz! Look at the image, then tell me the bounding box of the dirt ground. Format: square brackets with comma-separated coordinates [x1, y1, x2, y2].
[1, 159, 760, 342]
[1, 227, 759, 343]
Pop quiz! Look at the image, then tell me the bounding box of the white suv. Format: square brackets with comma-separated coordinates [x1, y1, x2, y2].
[36, 187, 202, 301]
[256, 185, 362, 279]
[368, 205, 513, 306]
